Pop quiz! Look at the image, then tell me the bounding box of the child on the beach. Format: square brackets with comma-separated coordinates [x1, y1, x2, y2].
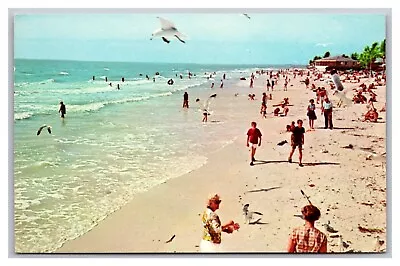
[246, 121, 262, 166]
[307, 99, 317, 130]
[288, 119, 305, 167]
[287, 204, 327, 253]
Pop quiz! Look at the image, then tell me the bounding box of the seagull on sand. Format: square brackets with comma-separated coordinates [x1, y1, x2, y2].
[322, 220, 338, 234]
[242, 204, 263, 224]
[338, 235, 350, 252]
[150, 17, 187, 44]
[374, 235, 385, 252]
[242, 13, 251, 19]
[37, 124, 52, 136]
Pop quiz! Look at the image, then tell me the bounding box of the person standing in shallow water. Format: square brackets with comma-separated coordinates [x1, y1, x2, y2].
[287, 204, 327, 253]
[183, 92, 189, 108]
[59, 101, 66, 118]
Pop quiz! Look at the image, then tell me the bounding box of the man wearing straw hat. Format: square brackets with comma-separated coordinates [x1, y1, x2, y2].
[200, 194, 240, 252]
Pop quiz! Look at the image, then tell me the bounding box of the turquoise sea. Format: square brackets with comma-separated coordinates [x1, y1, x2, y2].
[13, 59, 304, 253]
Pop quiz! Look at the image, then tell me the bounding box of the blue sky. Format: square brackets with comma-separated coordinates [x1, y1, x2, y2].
[14, 12, 386, 65]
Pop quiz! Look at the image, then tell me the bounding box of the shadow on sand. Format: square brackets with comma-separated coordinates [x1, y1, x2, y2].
[302, 162, 340, 166]
[249, 218, 268, 225]
[246, 186, 281, 194]
[252, 160, 288, 165]
[315, 126, 356, 130]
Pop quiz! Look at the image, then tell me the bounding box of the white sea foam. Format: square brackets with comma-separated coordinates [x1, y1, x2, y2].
[59, 71, 69, 75]
[39, 79, 55, 84]
[14, 112, 33, 120]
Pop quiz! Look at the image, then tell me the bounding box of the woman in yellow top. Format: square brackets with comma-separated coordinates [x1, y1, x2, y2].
[200, 194, 240, 252]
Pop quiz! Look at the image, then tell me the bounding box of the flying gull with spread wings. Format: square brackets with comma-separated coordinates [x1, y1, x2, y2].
[37, 124, 52, 136]
[150, 17, 187, 44]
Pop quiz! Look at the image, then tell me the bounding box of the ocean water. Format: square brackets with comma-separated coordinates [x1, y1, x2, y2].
[13, 59, 302, 253]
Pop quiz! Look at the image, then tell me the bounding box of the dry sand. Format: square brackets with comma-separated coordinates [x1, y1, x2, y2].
[57, 69, 387, 254]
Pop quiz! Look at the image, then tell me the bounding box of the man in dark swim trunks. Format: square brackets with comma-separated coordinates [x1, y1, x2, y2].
[288, 119, 305, 167]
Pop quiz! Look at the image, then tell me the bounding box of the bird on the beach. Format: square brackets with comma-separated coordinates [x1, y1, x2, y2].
[374, 235, 385, 252]
[150, 17, 187, 44]
[37, 124, 52, 136]
[242, 204, 263, 224]
[277, 140, 288, 146]
[338, 235, 351, 252]
[242, 13, 251, 19]
[322, 220, 338, 234]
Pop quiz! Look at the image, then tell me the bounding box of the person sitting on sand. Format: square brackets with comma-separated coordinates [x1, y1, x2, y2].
[287, 204, 327, 253]
[248, 94, 256, 100]
[363, 108, 379, 122]
[274, 107, 280, 116]
[283, 105, 289, 116]
[200, 194, 240, 252]
[353, 91, 367, 104]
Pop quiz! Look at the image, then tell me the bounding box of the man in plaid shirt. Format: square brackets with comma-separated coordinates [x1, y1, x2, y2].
[287, 204, 327, 253]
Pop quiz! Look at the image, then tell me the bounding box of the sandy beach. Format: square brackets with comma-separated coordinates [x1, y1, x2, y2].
[57, 69, 387, 254]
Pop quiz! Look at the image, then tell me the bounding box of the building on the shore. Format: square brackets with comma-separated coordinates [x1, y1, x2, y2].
[313, 55, 360, 71]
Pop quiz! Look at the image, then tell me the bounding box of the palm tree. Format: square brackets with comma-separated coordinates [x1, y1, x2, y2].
[359, 42, 383, 72]
[380, 39, 386, 65]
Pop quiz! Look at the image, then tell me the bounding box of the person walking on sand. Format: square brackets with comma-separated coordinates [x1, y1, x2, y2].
[287, 204, 327, 253]
[246, 121, 262, 166]
[59, 101, 66, 118]
[288, 119, 305, 167]
[183, 92, 189, 108]
[321, 97, 333, 129]
[307, 99, 317, 130]
[266, 79, 271, 91]
[200, 194, 240, 252]
[260, 93, 267, 118]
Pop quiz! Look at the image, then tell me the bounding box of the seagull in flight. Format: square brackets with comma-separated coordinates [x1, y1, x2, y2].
[150, 17, 187, 44]
[37, 124, 52, 136]
[242, 13, 251, 19]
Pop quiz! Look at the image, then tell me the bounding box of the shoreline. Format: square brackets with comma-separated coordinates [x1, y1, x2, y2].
[56, 68, 387, 253]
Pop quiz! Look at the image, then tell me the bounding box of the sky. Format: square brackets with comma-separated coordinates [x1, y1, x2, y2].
[13, 12, 387, 65]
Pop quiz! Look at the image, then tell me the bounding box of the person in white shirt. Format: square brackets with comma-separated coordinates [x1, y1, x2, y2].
[321, 97, 333, 129]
